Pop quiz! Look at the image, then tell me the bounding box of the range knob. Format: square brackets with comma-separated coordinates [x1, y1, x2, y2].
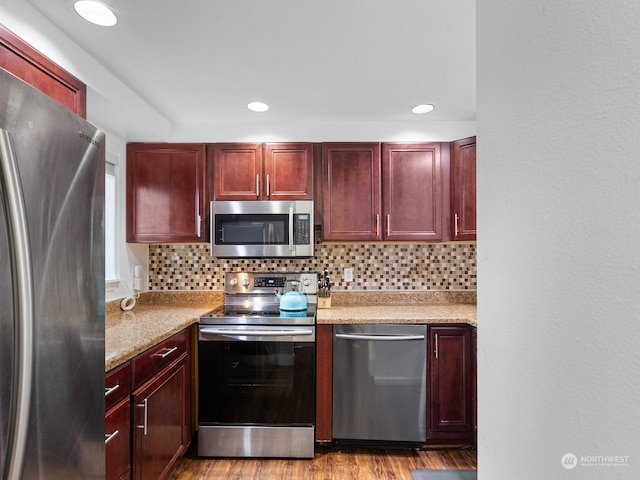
[228, 278, 238, 287]
[303, 278, 311, 287]
[241, 278, 250, 287]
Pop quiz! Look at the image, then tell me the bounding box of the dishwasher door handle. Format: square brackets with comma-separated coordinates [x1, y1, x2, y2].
[335, 333, 425, 341]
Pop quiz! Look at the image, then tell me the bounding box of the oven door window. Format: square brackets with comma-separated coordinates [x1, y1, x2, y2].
[215, 214, 288, 245]
[198, 339, 315, 425]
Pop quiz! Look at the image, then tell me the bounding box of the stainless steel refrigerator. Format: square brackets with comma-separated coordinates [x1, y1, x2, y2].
[1, 68, 105, 479]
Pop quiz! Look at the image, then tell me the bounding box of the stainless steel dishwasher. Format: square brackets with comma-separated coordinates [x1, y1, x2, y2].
[332, 324, 427, 447]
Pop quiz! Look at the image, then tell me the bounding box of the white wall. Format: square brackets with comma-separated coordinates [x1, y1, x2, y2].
[0, 0, 171, 141]
[169, 120, 477, 143]
[477, 1, 640, 478]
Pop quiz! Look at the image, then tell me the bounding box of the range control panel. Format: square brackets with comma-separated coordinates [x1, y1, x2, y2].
[224, 272, 317, 295]
[254, 277, 287, 288]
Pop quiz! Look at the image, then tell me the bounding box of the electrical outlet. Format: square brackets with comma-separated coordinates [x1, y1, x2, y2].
[344, 268, 354, 282]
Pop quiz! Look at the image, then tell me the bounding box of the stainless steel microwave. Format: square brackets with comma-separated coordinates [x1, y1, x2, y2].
[210, 200, 314, 258]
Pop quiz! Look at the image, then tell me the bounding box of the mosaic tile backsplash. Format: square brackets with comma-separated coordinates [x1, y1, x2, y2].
[148, 241, 476, 291]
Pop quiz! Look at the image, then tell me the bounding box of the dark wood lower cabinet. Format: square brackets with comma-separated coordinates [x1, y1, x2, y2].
[426, 325, 475, 444]
[106, 362, 132, 480]
[472, 327, 477, 448]
[106, 397, 131, 480]
[105, 328, 192, 480]
[133, 356, 188, 480]
[315, 324, 333, 442]
[317, 323, 476, 447]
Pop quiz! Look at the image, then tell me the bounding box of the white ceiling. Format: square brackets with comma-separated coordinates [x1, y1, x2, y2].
[26, 0, 475, 127]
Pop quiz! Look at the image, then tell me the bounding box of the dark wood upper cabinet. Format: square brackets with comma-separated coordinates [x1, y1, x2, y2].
[322, 142, 446, 241]
[210, 143, 263, 200]
[383, 143, 444, 241]
[0, 24, 86, 117]
[263, 142, 313, 200]
[322, 142, 382, 241]
[210, 142, 313, 200]
[450, 136, 476, 240]
[127, 143, 207, 243]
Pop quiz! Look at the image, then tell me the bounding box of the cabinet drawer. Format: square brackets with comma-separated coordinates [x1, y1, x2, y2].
[106, 397, 131, 480]
[132, 330, 187, 389]
[105, 361, 131, 411]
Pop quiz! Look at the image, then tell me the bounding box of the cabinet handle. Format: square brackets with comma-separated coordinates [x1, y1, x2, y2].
[137, 399, 148, 435]
[104, 384, 120, 397]
[375, 214, 380, 237]
[386, 214, 390, 237]
[105, 430, 119, 444]
[266, 174, 270, 197]
[435, 334, 439, 359]
[197, 214, 202, 238]
[153, 346, 177, 359]
[256, 174, 260, 197]
[454, 213, 459, 238]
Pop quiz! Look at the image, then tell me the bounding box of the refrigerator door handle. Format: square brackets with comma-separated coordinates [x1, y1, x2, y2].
[0, 129, 35, 480]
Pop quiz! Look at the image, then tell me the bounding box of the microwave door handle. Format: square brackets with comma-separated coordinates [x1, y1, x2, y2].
[289, 206, 294, 251]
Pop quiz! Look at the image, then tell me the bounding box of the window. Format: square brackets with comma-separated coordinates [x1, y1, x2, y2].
[105, 156, 117, 283]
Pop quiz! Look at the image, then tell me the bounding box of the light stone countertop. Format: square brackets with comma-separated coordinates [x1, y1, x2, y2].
[105, 304, 216, 372]
[105, 291, 476, 372]
[317, 304, 477, 327]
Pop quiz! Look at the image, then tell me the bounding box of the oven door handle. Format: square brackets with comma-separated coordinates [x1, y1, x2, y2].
[200, 327, 314, 337]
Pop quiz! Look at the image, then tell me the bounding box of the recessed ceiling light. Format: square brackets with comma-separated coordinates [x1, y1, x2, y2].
[247, 101, 269, 113]
[411, 104, 435, 114]
[74, 1, 118, 27]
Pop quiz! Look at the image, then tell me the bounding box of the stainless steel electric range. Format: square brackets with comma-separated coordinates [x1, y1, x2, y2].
[197, 271, 317, 459]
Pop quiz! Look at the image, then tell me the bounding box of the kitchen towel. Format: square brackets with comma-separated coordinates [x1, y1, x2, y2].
[411, 469, 477, 480]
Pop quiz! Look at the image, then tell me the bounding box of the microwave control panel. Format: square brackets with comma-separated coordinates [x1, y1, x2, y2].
[294, 214, 311, 244]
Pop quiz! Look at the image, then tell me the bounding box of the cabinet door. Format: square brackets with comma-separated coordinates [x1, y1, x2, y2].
[133, 356, 188, 480]
[106, 397, 131, 480]
[427, 326, 473, 443]
[0, 24, 86, 117]
[472, 327, 477, 448]
[451, 136, 476, 240]
[126, 144, 207, 243]
[263, 143, 313, 200]
[322, 143, 382, 240]
[382, 143, 443, 241]
[211, 143, 263, 200]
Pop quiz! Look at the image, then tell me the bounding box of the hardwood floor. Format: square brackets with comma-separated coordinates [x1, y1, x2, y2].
[170, 444, 477, 480]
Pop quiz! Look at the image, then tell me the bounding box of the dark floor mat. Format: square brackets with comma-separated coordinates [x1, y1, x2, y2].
[411, 469, 477, 480]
